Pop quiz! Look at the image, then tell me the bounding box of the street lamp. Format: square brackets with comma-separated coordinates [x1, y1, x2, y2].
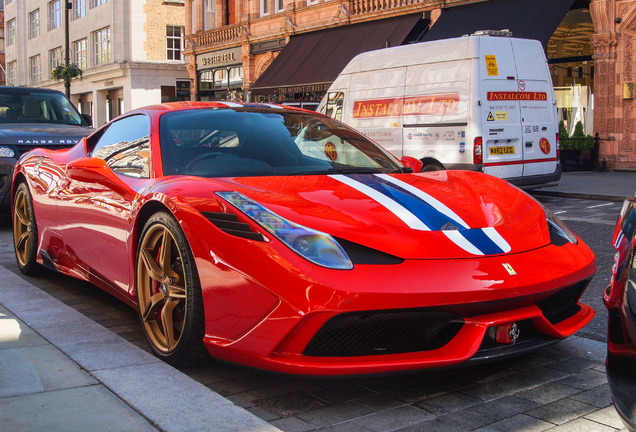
[64, 1, 72, 98]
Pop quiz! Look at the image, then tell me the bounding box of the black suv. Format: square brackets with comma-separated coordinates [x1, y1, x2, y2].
[0, 86, 93, 206]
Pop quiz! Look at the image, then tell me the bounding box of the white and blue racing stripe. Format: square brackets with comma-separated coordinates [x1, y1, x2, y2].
[330, 174, 511, 256]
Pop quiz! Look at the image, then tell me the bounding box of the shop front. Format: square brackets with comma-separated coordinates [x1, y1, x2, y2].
[197, 47, 244, 101]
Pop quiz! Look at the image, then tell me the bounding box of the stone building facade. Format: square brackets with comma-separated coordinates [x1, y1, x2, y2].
[591, 0, 636, 169]
[4, 0, 189, 127]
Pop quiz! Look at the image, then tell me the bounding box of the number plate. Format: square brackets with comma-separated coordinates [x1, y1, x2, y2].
[489, 146, 515, 156]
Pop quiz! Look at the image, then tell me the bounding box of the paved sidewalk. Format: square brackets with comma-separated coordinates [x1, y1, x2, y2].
[0, 265, 280, 432]
[1, 170, 634, 432]
[532, 170, 636, 201]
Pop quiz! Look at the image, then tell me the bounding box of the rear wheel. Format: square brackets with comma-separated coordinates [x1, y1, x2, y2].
[13, 183, 41, 275]
[136, 211, 207, 365]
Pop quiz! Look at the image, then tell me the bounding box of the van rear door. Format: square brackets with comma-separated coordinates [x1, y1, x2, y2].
[512, 38, 558, 178]
[479, 38, 524, 179]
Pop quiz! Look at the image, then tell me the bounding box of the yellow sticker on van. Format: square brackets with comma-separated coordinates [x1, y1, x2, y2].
[495, 111, 508, 121]
[485, 55, 499, 76]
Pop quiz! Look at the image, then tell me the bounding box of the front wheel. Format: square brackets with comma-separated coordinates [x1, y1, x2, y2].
[13, 183, 42, 275]
[136, 211, 207, 365]
[421, 162, 445, 172]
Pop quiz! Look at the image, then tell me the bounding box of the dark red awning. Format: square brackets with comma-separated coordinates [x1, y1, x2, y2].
[251, 14, 426, 95]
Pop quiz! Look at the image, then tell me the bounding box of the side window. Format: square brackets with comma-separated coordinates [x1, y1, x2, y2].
[325, 92, 344, 121]
[92, 114, 150, 178]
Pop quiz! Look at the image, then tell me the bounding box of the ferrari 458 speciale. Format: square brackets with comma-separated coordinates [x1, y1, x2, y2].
[12, 102, 596, 375]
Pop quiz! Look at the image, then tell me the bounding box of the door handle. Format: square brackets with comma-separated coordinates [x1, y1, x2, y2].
[525, 142, 533, 148]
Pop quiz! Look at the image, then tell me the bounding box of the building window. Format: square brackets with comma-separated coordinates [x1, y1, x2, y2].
[166, 26, 184, 61]
[276, 0, 284, 12]
[91, 0, 109, 7]
[30, 56, 41, 84]
[7, 19, 16, 46]
[29, 10, 40, 39]
[73, 0, 86, 19]
[206, 0, 215, 13]
[307, 0, 318, 4]
[50, 46, 63, 74]
[260, 0, 269, 16]
[7, 61, 17, 86]
[73, 38, 87, 70]
[93, 27, 111, 65]
[48, 0, 62, 30]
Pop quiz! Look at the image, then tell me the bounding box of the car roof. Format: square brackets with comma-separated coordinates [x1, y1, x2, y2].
[0, 86, 66, 95]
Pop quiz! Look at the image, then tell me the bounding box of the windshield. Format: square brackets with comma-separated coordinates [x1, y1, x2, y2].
[0, 89, 84, 126]
[159, 108, 403, 177]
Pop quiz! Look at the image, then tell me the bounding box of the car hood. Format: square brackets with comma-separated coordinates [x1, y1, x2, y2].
[192, 170, 552, 260]
[0, 123, 92, 145]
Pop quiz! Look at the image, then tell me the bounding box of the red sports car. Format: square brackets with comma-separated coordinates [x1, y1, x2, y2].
[605, 196, 636, 431]
[12, 102, 596, 375]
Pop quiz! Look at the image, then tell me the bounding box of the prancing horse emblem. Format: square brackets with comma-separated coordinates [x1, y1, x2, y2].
[503, 263, 517, 275]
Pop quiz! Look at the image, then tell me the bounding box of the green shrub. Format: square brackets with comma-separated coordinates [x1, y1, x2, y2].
[560, 121, 594, 150]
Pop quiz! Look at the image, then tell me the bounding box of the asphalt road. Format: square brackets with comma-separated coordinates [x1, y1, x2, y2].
[534, 195, 622, 343]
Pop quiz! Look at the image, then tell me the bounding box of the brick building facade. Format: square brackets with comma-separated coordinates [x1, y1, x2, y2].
[183, 0, 636, 170]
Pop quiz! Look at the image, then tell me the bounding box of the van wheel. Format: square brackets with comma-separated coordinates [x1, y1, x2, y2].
[421, 162, 444, 172]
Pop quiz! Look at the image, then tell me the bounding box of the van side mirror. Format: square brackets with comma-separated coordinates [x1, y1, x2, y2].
[400, 156, 423, 173]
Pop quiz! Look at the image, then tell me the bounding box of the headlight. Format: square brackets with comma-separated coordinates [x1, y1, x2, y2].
[217, 191, 353, 270]
[0, 146, 15, 158]
[545, 207, 578, 245]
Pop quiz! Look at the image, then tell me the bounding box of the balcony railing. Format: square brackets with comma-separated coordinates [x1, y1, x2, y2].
[191, 24, 243, 48]
[347, 0, 425, 14]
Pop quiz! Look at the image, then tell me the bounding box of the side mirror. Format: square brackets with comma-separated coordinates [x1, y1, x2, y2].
[400, 156, 423, 173]
[66, 157, 133, 196]
[81, 113, 93, 127]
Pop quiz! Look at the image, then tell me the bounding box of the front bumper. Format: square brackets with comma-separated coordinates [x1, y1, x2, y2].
[199, 240, 596, 376]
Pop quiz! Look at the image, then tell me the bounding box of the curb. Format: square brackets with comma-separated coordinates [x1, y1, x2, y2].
[0, 265, 281, 432]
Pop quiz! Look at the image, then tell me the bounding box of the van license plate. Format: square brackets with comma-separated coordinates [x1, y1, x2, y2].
[489, 146, 515, 156]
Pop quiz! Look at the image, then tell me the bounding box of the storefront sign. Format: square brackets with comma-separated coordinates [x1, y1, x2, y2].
[197, 47, 242, 69]
[352, 93, 460, 119]
[176, 80, 191, 97]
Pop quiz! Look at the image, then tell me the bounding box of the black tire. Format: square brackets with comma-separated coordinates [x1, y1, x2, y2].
[421, 162, 445, 172]
[136, 211, 207, 365]
[12, 182, 42, 275]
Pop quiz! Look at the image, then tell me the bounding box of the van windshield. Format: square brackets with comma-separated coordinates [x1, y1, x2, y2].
[0, 90, 84, 126]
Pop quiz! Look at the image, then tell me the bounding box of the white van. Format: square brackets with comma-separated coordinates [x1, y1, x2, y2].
[318, 31, 561, 187]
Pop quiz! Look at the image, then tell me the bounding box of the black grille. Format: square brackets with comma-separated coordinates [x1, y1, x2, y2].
[16, 145, 72, 156]
[537, 279, 588, 324]
[202, 211, 265, 242]
[304, 309, 464, 357]
[336, 237, 404, 265]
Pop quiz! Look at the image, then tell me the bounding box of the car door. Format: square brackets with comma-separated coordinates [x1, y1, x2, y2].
[57, 114, 150, 294]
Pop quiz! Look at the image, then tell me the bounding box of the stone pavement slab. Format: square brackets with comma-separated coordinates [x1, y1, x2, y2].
[0, 265, 281, 432]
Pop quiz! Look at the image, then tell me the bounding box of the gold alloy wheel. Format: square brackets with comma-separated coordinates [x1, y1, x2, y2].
[137, 223, 188, 354]
[13, 188, 32, 268]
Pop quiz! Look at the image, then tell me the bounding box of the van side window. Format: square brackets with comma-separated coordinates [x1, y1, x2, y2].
[325, 92, 344, 121]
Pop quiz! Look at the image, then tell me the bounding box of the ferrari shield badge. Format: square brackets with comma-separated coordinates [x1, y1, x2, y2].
[503, 263, 517, 276]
